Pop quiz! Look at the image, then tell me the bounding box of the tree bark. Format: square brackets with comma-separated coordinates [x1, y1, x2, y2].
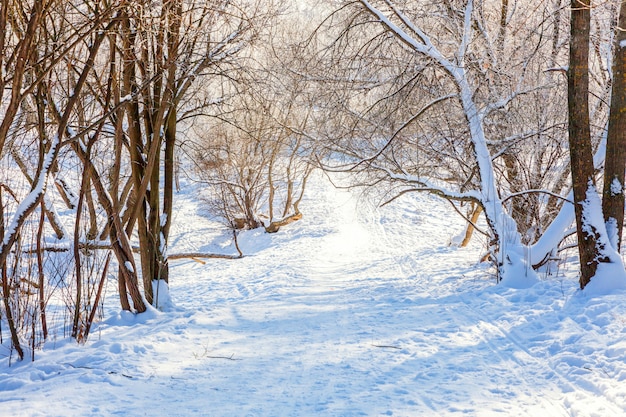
[461, 203, 483, 247]
[120, 2, 181, 303]
[0, 188, 25, 360]
[161, 106, 176, 284]
[568, 0, 605, 288]
[602, 3, 626, 252]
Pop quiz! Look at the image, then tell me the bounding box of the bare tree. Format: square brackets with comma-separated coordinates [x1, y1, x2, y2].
[310, 0, 578, 284]
[193, 6, 315, 235]
[112, 0, 274, 305]
[568, 0, 603, 286]
[0, 0, 133, 359]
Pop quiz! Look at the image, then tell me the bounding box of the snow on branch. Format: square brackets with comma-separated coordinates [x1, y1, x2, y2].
[479, 85, 553, 119]
[358, 0, 455, 74]
[458, 0, 474, 65]
[177, 28, 244, 99]
[374, 165, 482, 203]
[1, 135, 60, 248]
[485, 124, 565, 148]
[381, 0, 432, 46]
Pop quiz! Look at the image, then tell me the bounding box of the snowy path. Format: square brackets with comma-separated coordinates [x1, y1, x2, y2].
[2, 172, 626, 416]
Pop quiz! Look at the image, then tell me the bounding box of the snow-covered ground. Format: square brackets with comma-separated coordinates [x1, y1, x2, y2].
[2, 172, 626, 416]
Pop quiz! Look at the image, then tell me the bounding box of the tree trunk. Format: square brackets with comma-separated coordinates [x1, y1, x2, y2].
[568, 0, 605, 288]
[497, 0, 509, 52]
[461, 203, 483, 247]
[0, 188, 25, 360]
[602, 3, 626, 252]
[161, 106, 176, 284]
[69, 140, 146, 313]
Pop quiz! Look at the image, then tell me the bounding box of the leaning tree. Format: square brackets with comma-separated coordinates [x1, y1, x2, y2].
[310, 0, 576, 285]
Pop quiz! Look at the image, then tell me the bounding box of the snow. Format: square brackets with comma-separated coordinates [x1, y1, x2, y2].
[585, 260, 626, 295]
[152, 279, 173, 311]
[497, 247, 539, 289]
[607, 217, 620, 251]
[580, 183, 626, 292]
[530, 191, 575, 266]
[2, 172, 626, 416]
[611, 178, 623, 196]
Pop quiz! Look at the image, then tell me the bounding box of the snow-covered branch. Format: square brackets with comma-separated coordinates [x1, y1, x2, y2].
[382, 0, 431, 46]
[358, 0, 455, 74]
[374, 164, 482, 203]
[458, 0, 474, 66]
[479, 85, 554, 120]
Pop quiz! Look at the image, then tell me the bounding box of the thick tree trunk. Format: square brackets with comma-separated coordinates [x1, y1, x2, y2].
[568, 0, 605, 288]
[602, 3, 626, 251]
[146, 145, 163, 299]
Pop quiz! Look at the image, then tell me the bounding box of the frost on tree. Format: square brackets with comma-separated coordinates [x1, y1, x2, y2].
[312, 0, 584, 286]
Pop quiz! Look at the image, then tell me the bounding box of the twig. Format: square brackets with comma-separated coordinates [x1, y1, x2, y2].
[371, 344, 401, 350]
[64, 363, 134, 378]
[206, 354, 240, 361]
[108, 371, 134, 379]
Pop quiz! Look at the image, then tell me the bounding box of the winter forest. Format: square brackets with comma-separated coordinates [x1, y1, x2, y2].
[1, 0, 626, 415]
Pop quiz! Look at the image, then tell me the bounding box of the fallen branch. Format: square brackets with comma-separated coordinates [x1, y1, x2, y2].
[264, 212, 303, 233]
[206, 354, 240, 361]
[23, 242, 127, 253]
[64, 363, 135, 378]
[167, 252, 243, 261]
[23, 244, 242, 260]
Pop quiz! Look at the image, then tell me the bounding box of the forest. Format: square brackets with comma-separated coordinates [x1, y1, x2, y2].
[0, 1, 626, 415]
